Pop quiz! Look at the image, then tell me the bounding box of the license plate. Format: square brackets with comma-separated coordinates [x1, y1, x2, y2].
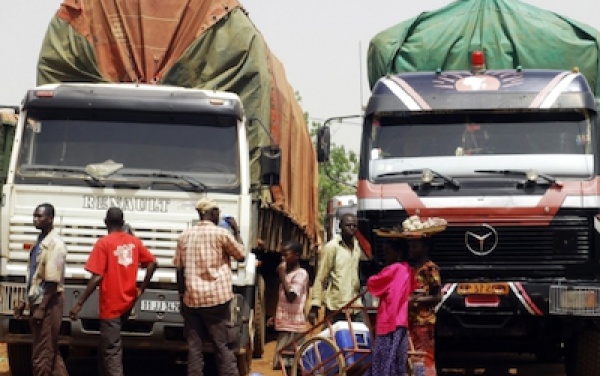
[457, 282, 509, 295]
[140, 299, 180, 313]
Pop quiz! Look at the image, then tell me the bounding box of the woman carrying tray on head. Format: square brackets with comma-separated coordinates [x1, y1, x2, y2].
[408, 235, 442, 376]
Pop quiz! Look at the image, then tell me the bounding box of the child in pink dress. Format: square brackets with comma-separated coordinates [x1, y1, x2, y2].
[366, 239, 416, 376]
[271, 240, 309, 370]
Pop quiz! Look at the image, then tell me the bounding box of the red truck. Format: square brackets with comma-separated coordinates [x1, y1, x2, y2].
[318, 3, 600, 374]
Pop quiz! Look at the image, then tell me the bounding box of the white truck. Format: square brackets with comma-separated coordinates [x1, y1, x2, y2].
[0, 83, 279, 375]
[324, 194, 357, 242]
[0, 1, 321, 374]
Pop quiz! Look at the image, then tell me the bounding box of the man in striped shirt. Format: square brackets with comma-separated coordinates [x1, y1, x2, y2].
[173, 198, 245, 376]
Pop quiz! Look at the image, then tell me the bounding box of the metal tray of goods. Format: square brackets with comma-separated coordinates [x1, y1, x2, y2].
[374, 225, 447, 238]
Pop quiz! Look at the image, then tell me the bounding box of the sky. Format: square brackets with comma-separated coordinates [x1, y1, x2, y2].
[1, 1, 599, 152]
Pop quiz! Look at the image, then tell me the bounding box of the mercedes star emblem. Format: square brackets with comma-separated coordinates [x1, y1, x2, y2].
[465, 224, 498, 256]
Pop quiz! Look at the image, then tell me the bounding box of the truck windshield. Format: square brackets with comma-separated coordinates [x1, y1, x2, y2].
[16, 108, 240, 189]
[367, 111, 594, 181]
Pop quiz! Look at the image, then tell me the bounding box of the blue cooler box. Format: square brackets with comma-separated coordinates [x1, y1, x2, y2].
[301, 321, 372, 374]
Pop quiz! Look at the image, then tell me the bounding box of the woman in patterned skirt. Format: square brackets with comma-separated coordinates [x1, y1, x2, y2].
[408, 237, 442, 376]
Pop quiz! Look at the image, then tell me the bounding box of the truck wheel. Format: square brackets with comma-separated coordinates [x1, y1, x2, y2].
[534, 339, 562, 363]
[564, 337, 577, 376]
[237, 340, 253, 376]
[252, 274, 266, 358]
[7, 343, 32, 376]
[573, 330, 600, 376]
[60, 345, 70, 361]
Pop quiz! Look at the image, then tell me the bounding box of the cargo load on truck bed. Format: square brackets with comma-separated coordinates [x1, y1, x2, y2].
[367, 0, 600, 95]
[37, 0, 320, 255]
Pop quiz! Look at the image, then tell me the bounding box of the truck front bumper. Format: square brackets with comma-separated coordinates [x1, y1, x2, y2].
[436, 280, 600, 339]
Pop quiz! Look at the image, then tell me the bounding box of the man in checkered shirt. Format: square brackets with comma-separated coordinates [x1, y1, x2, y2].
[173, 197, 245, 376]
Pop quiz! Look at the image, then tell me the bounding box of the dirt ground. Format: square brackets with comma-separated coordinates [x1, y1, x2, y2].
[0, 340, 281, 376]
[250, 339, 282, 376]
[0, 343, 9, 376]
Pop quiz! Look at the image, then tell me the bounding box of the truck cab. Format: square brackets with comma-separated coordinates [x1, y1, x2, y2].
[319, 53, 600, 375]
[0, 83, 261, 375]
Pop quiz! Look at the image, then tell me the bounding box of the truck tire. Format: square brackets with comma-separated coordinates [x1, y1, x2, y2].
[534, 340, 562, 363]
[7, 343, 32, 376]
[573, 330, 600, 376]
[237, 340, 253, 376]
[252, 274, 266, 358]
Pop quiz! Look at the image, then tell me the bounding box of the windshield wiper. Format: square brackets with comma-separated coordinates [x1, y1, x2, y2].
[475, 169, 561, 187]
[377, 168, 460, 189]
[21, 166, 105, 186]
[121, 171, 208, 192]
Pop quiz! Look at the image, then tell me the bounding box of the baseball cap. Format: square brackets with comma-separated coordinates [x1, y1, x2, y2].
[196, 198, 218, 213]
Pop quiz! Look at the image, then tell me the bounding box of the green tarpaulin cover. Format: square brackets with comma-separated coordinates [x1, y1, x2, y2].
[36, 0, 320, 252]
[368, 0, 600, 96]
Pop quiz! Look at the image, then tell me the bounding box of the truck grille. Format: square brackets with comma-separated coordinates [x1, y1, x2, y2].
[432, 224, 589, 264]
[0, 283, 27, 314]
[372, 218, 591, 279]
[7, 217, 180, 281]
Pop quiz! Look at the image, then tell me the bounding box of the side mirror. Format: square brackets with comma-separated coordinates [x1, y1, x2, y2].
[316, 126, 331, 163]
[260, 145, 281, 186]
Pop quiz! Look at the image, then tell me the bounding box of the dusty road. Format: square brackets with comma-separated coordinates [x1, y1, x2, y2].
[0, 340, 567, 375]
[0, 344, 9, 376]
[0, 341, 279, 376]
